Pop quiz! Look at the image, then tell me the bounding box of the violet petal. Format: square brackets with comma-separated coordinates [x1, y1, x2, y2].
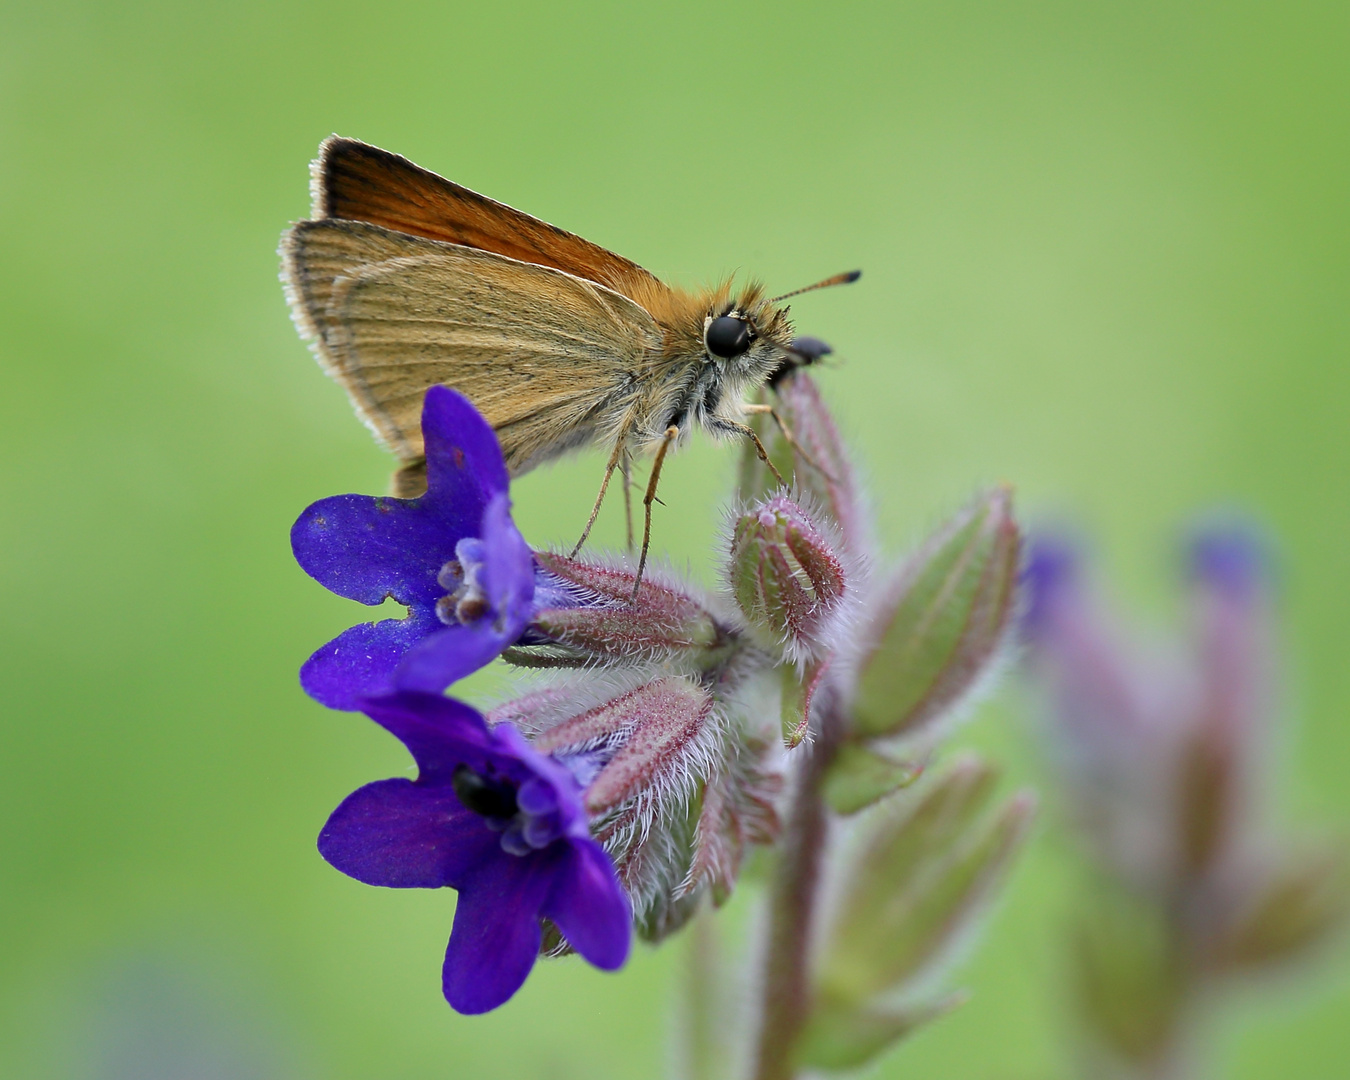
[421, 386, 510, 514]
[542, 838, 631, 971]
[492, 724, 585, 835]
[360, 692, 496, 783]
[1021, 535, 1080, 638]
[442, 853, 554, 1014]
[1190, 524, 1270, 603]
[291, 493, 453, 608]
[394, 621, 521, 696]
[300, 611, 444, 712]
[318, 778, 498, 888]
[515, 778, 558, 816]
[477, 491, 536, 626]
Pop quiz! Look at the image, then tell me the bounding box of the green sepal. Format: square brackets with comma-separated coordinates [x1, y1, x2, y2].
[853, 487, 1020, 738]
[796, 994, 965, 1071]
[823, 740, 923, 815]
[817, 758, 1035, 1005]
[780, 657, 830, 748]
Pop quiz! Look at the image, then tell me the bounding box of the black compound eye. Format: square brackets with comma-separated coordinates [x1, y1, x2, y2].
[705, 315, 753, 358]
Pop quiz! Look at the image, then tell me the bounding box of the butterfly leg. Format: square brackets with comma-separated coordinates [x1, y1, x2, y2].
[741, 402, 836, 483]
[570, 439, 627, 558]
[714, 417, 785, 487]
[633, 426, 679, 599]
[621, 454, 635, 552]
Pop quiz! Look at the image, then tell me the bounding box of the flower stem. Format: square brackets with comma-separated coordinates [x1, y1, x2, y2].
[751, 709, 843, 1080]
[681, 900, 724, 1080]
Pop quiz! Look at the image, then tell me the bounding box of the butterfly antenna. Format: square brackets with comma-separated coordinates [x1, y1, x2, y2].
[769, 269, 861, 304]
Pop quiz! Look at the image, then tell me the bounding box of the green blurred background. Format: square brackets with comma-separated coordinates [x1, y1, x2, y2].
[2, 1, 1347, 1077]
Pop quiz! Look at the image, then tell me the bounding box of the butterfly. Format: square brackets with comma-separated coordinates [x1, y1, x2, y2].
[281, 136, 855, 579]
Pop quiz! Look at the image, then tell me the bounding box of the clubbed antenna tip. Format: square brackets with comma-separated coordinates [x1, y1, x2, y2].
[770, 269, 862, 304]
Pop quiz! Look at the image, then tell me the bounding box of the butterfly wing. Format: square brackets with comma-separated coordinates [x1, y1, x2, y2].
[312, 136, 662, 304]
[282, 219, 661, 477]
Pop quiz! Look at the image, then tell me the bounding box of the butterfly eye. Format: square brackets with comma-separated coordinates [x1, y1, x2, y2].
[705, 315, 753, 358]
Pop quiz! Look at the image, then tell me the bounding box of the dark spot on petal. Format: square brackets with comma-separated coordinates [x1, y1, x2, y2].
[452, 764, 518, 819]
[453, 447, 466, 469]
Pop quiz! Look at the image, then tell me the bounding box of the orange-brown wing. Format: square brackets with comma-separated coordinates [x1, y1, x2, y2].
[281, 218, 661, 476]
[312, 136, 663, 304]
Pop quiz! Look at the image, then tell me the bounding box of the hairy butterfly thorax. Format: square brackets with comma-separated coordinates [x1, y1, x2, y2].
[620, 280, 796, 455]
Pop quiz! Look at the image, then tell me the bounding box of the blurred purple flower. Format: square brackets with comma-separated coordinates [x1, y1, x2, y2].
[318, 691, 631, 1014]
[291, 387, 534, 710]
[1021, 524, 1281, 893]
[1020, 533, 1080, 639]
[1189, 521, 1270, 603]
[1021, 533, 1197, 891]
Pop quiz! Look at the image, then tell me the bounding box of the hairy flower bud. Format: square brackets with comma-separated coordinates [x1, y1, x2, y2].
[489, 669, 784, 942]
[728, 494, 847, 662]
[852, 487, 1020, 739]
[514, 551, 734, 668]
[738, 371, 866, 551]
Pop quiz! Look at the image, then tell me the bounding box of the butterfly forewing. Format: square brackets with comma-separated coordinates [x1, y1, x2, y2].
[282, 219, 661, 475]
[315, 137, 662, 304]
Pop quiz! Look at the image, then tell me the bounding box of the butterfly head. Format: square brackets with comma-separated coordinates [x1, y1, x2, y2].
[698, 284, 795, 386]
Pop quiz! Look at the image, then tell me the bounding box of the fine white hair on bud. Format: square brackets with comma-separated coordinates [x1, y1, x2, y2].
[516, 549, 738, 669]
[486, 659, 785, 940]
[738, 372, 873, 557]
[725, 491, 858, 667]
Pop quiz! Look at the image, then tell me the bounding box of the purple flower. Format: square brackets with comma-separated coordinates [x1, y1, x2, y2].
[1020, 533, 1080, 639]
[318, 691, 631, 1013]
[1189, 520, 1271, 603]
[292, 387, 534, 710]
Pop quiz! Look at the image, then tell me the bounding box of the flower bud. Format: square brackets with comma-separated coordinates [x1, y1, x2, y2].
[1178, 524, 1276, 878]
[519, 551, 732, 668]
[491, 671, 783, 942]
[823, 741, 924, 815]
[852, 487, 1020, 738]
[1071, 879, 1187, 1067]
[738, 372, 865, 551]
[684, 747, 783, 906]
[806, 757, 1033, 1071]
[728, 494, 847, 661]
[797, 996, 964, 1073]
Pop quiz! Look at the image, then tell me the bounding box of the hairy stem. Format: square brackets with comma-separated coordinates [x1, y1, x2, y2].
[751, 710, 843, 1080]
